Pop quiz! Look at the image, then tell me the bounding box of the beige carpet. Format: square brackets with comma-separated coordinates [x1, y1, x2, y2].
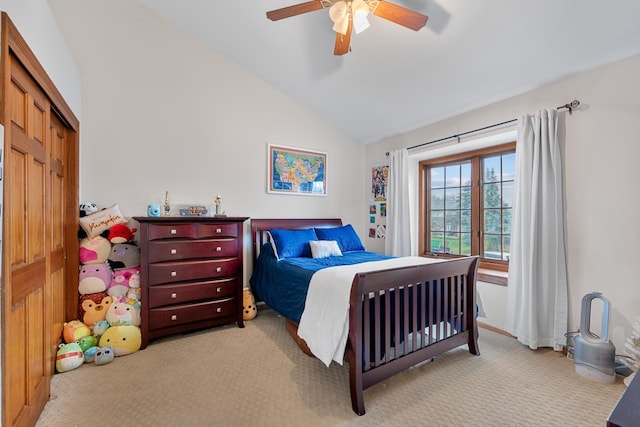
[37, 308, 625, 427]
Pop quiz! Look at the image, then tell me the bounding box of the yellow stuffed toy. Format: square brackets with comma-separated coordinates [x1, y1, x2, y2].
[243, 289, 257, 320]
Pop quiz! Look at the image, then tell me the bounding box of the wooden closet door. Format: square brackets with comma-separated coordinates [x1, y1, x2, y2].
[1, 13, 80, 427]
[4, 54, 52, 427]
[49, 113, 67, 357]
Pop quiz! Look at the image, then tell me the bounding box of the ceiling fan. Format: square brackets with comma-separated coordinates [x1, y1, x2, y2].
[266, 0, 428, 55]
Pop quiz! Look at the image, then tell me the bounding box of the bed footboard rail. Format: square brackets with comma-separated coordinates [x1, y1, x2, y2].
[347, 256, 479, 415]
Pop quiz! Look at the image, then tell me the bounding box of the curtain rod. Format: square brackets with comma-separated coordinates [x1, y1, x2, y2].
[388, 99, 580, 154]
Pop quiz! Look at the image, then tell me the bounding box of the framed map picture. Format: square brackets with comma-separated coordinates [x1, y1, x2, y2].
[268, 144, 327, 196]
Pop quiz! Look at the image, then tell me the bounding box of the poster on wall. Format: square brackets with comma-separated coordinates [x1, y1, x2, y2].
[371, 163, 388, 202]
[369, 163, 388, 239]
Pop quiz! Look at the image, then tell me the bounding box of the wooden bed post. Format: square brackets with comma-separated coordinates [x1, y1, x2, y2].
[466, 258, 480, 356]
[348, 276, 366, 415]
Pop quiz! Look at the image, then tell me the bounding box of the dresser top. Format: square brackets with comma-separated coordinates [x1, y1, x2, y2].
[133, 216, 249, 223]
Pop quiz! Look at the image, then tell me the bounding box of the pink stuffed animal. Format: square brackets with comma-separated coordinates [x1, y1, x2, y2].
[79, 236, 111, 265]
[78, 263, 113, 295]
[107, 267, 140, 298]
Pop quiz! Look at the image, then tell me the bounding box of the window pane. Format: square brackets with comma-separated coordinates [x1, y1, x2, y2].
[461, 233, 471, 256]
[503, 208, 512, 235]
[502, 181, 514, 208]
[461, 186, 471, 209]
[461, 209, 471, 232]
[461, 163, 471, 186]
[484, 208, 501, 233]
[483, 156, 501, 183]
[445, 210, 460, 232]
[445, 164, 460, 187]
[445, 188, 460, 209]
[430, 232, 444, 252]
[503, 235, 511, 261]
[431, 189, 444, 209]
[431, 211, 444, 231]
[483, 234, 501, 259]
[502, 153, 516, 181]
[430, 167, 444, 188]
[484, 183, 501, 208]
[445, 233, 458, 254]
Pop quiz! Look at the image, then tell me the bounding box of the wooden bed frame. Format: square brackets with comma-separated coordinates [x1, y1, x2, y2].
[250, 218, 480, 416]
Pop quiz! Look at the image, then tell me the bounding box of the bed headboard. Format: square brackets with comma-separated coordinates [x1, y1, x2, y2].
[250, 218, 343, 264]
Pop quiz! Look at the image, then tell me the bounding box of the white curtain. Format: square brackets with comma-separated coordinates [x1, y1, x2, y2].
[385, 148, 411, 256]
[505, 109, 568, 351]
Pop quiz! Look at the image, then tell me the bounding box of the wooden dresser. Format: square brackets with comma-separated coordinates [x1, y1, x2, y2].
[134, 216, 249, 348]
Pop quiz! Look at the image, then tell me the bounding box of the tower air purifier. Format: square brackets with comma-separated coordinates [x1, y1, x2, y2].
[573, 292, 616, 383]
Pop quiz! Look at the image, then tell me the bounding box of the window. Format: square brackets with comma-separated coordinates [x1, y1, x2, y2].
[419, 142, 516, 273]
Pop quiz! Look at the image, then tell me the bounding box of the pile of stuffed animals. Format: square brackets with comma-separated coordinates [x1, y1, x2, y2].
[56, 203, 143, 373]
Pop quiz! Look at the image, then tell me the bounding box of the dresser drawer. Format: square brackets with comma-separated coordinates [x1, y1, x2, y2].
[148, 239, 238, 263]
[148, 258, 238, 285]
[147, 277, 238, 308]
[196, 223, 238, 239]
[148, 223, 197, 240]
[149, 297, 236, 329]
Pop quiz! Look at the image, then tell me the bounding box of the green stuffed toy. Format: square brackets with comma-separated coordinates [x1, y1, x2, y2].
[55, 342, 84, 373]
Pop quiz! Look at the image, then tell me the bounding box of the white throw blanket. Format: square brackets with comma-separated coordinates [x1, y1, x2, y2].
[297, 257, 444, 367]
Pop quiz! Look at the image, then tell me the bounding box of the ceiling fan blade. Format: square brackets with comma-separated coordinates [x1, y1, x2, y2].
[334, 19, 352, 55]
[373, 1, 428, 31]
[266, 1, 324, 21]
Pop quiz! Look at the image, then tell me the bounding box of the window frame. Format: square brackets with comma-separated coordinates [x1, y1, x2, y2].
[418, 142, 516, 274]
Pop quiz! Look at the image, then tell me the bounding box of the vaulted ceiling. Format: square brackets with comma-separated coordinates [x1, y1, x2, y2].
[130, 1, 640, 144]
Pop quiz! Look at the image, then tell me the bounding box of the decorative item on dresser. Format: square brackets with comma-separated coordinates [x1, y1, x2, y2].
[134, 216, 249, 349]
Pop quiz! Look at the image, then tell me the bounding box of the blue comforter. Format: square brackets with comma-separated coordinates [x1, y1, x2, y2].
[249, 244, 393, 323]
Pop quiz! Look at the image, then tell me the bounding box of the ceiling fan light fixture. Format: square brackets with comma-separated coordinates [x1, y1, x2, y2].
[351, 0, 370, 34]
[332, 18, 349, 35]
[329, 1, 349, 34]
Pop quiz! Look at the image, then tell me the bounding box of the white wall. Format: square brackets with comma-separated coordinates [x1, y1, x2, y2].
[47, 0, 367, 283]
[1, 0, 81, 117]
[367, 54, 640, 353]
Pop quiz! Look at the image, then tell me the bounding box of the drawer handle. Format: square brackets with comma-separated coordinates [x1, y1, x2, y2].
[170, 249, 177, 254]
[171, 271, 177, 277]
[170, 229, 177, 235]
[216, 307, 222, 313]
[216, 267, 222, 273]
[216, 228, 222, 233]
[216, 287, 222, 293]
[171, 292, 177, 299]
[171, 314, 177, 321]
[216, 247, 222, 252]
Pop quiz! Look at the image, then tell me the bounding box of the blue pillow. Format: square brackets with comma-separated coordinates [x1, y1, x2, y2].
[314, 224, 365, 252]
[268, 228, 317, 259]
